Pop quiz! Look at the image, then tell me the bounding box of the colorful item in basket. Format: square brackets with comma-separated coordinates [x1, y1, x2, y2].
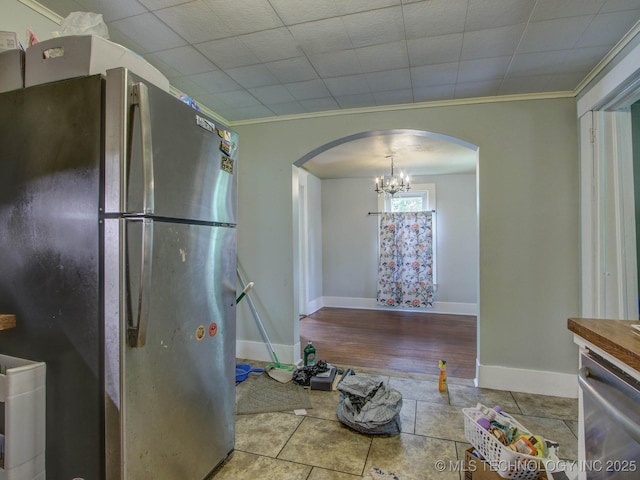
[507, 435, 547, 458]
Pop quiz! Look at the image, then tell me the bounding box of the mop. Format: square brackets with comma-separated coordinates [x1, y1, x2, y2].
[236, 268, 295, 382]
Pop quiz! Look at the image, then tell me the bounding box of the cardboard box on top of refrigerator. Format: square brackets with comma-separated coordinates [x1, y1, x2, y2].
[25, 35, 169, 92]
[0, 32, 19, 51]
[0, 49, 25, 93]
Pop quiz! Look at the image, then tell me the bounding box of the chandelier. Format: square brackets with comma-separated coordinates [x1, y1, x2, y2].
[374, 155, 410, 196]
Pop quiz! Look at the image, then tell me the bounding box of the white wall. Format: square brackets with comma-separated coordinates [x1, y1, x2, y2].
[2, 0, 60, 47]
[235, 97, 580, 396]
[297, 169, 323, 315]
[319, 173, 477, 313]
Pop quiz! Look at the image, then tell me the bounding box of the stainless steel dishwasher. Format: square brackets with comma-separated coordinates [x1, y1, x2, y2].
[578, 351, 640, 479]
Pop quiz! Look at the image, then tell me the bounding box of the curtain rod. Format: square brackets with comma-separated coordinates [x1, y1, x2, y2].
[367, 210, 436, 215]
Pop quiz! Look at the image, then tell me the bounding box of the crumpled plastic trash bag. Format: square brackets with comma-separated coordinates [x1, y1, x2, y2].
[57, 11, 110, 39]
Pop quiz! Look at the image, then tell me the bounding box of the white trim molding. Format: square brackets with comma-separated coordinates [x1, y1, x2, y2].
[320, 296, 478, 316]
[236, 339, 301, 366]
[476, 361, 578, 398]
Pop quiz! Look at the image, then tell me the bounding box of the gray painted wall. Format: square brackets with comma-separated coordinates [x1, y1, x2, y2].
[235, 97, 580, 377]
[320, 174, 478, 304]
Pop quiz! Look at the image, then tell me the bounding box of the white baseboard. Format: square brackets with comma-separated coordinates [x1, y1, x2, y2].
[476, 362, 578, 398]
[318, 296, 477, 316]
[236, 339, 302, 366]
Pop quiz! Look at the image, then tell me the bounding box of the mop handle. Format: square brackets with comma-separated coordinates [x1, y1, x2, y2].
[236, 269, 278, 362]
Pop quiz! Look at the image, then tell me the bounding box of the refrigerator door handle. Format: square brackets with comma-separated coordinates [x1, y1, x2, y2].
[128, 218, 154, 348]
[131, 82, 155, 215]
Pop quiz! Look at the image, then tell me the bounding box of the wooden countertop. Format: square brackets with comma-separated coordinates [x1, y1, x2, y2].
[568, 317, 640, 372]
[0, 314, 16, 330]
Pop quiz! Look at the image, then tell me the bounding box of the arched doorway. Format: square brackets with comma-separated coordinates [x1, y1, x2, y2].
[293, 129, 479, 378]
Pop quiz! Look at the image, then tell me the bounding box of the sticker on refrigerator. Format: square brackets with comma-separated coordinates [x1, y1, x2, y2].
[215, 128, 232, 142]
[196, 115, 215, 134]
[220, 140, 231, 156]
[209, 322, 218, 337]
[221, 155, 234, 174]
[195, 325, 206, 341]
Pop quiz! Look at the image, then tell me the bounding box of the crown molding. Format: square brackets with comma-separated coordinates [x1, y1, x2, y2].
[18, 0, 63, 23]
[228, 91, 575, 127]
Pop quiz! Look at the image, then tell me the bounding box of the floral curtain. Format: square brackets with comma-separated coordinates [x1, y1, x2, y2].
[376, 211, 434, 308]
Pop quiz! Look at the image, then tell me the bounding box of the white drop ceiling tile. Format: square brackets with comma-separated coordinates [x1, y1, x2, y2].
[413, 84, 456, 102]
[508, 51, 571, 76]
[324, 75, 371, 96]
[264, 57, 319, 83]
[308, 50, 363, 78]
[499, 75, 550, 95]
[457, 57, 511, 83]
[531, 0, 606, 21]
[373, 89, 413, 105]
[203, 0, 283, 36]
[269, 0, 339, 24]
[289, 18, 353, 54]
[76, 0, 147, 21]
[196, 37, 260, 69]
[187, 70, 243, 94]
[149, 45, 217, 76]
[226, 64, 279, 88]
[465, 0, 534, 31]
[407, 33, 463, 67]
[355, 41, 409, 73]
[365, 69, 411, 91]
[543, 72, 589, 91]
[196, 90, 261, 108]
[109, 13, 187, 53]
[283, 79, 331, 100]
[299, 97, 341, 111]
[335, 93, 377, 109]
[154, 1, 232, 44]
[601, 0, 640, 12]
[403, 0, 468, 39]
[268, 101, 307, 115]
[223, 105, 275, 121]
[190, 93, 229, 112]
[215, 89, 262, 107]
[138, 0, 191, 10]
[239, 28, 302, 63]
[560, 46, 612, 72]
[461, 24, 525, 60]
[518, 16, 594, 53]
[144, 53, 183, 79]
[574, 11, 640, 48]
[342, 7, 405, 48]
[410, 62, 459, 88]
[171, 75, 209, 95]
[106, 28, 149, 56]
[454, 80, 501, 98]
[337, 0, 400, 15]
[248, 85, 296, 104]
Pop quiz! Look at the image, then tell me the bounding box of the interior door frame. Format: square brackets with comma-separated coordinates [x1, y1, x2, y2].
[578, 30, 640, 320]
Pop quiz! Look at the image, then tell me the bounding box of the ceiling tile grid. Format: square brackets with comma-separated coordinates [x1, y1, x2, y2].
[32, 0, 640, 122]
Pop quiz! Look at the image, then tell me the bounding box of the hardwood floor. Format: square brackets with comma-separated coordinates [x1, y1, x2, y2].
[299, 307, 477, 379]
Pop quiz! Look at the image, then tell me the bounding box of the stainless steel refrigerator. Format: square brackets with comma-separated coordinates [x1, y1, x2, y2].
[0, 67, 238, 479]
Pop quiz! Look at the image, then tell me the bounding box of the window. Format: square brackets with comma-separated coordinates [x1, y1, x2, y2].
[379, 183, 435, 213]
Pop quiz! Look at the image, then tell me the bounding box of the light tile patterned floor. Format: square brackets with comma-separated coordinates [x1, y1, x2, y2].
[211, 362, 578, 480]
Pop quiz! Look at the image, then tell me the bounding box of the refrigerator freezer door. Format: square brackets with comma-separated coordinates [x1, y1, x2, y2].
[104, 68, 237, 225]
[0, 76, 104, 480]
[104, 218, 237, 479]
